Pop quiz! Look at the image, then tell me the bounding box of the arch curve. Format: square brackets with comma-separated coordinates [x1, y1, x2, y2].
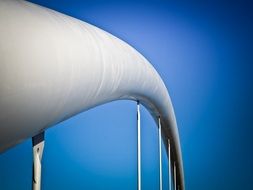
[0, 0, 184, 189]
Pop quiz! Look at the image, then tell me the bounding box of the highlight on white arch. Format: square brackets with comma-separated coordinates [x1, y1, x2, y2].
[0, 0, 184, 189]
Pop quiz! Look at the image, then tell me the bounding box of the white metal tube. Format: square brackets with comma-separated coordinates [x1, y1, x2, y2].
[0, 1, 184, 189]
[168, 139, 171, 190]
[158, 117, 163, 190]
[137, 102, 141, 190]
[32, 133, 44, 190]
[33, 150, 41, 190]
[0, 0, 182, 157]
[174, 162, 177, 190]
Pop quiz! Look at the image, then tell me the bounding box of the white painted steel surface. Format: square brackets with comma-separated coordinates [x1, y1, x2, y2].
[0, 0, 184, 189]
[32, 140, 44, 190]
[137, 102, 141, 190]
[158, 117, 163, 190]
[168, 139, 172, 190]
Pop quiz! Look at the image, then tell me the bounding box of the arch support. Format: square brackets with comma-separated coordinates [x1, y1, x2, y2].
[32, 132, 45, 190]
[137, 101, 141, 190]
[158, 117, 163, 190]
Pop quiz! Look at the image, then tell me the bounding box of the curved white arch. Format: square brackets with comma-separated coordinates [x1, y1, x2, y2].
[0, 0, 184, 189]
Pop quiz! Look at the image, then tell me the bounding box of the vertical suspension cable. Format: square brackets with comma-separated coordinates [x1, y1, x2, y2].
[158, 117, 163, 190]
[137, 101, 141, 190]
[168, 139, 171, 190]
[174, 162, 177, 190]
[32, 132, 45, 190]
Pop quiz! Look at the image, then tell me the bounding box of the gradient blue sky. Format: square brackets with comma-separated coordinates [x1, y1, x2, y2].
[0, 0, 253, 189]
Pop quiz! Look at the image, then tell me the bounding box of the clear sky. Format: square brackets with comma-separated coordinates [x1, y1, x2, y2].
[0, 0, 253, 189]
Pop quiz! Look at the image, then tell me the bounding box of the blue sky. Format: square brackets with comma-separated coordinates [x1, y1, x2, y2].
[0, 0, 253, 189]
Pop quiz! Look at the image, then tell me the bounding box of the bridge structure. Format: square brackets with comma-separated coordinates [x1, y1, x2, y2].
[0, 1, 184, 189]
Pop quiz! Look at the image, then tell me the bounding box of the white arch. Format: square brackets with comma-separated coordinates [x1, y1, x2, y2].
[0, 0, 184, 189]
